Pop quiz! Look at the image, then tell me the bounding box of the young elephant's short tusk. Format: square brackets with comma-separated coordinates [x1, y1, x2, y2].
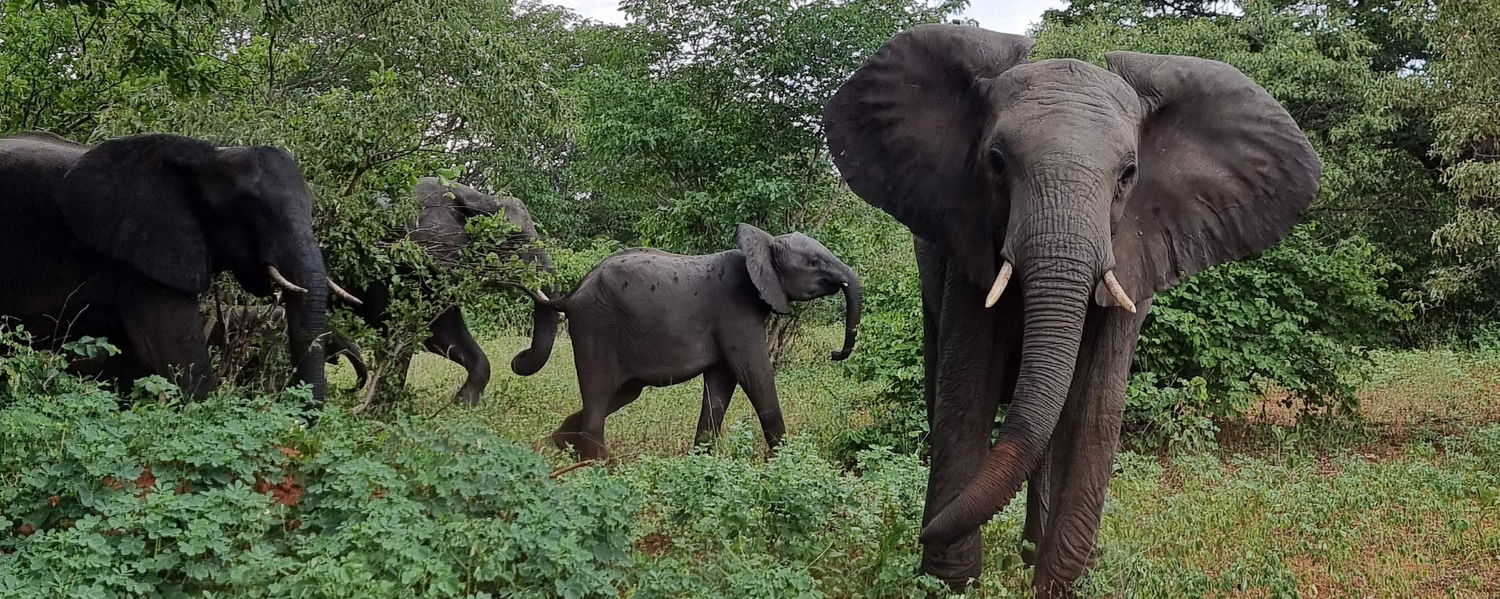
[536, 289, 551, 301]
[267, 265, 308, 294]
[1102, 270, 1137, 314]
[326, 278, 363, 306]
[984, 261, 1013, 309]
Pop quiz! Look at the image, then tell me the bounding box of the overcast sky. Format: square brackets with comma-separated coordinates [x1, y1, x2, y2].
[552, 1, 1065, 34]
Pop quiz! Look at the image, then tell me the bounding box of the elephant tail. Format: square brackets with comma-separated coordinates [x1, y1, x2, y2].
[503, 282, 570, 312]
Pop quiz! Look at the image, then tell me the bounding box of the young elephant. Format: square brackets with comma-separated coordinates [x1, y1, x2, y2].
[527, 224, 861, 460]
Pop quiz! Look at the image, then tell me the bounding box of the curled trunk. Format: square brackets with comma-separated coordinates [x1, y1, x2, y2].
[510, 245, 560, 376]
[921, 257, 1091, 544]
[830, 261, 863, 361]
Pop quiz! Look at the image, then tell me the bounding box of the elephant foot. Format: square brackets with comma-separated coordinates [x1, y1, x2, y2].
[454, 387, 482, 407]
[920, 532, 984, 592]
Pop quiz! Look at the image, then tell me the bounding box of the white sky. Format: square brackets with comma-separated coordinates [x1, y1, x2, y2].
[552, 0, 1065, 35]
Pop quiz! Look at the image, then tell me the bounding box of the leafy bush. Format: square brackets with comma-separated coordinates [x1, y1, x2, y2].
[1131, 225, 1410, 446]
[1, 352, 635, 597]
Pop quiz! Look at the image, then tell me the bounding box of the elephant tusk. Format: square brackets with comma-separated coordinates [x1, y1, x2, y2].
[983, 261, 1013, 308]
[536, 289, 550, 301]
[326, 277, 363, 306]
[267, 265, 308, 294]
[1102, 270, 1137, 314]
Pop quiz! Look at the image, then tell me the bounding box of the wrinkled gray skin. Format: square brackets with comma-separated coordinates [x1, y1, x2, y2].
[824, 26, 1320, 596]
[0, 133, 331, 404]
[204, 305, 369, 390]
[348, 177, 559, 406]
[532, 224, 861, 460]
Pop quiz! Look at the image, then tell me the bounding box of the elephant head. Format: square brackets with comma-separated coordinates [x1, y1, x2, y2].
[737, 223, 862, 360]
[825, 25, 1318, 545]
[54, 134, 332, 402]
[410, 177, 559, 375]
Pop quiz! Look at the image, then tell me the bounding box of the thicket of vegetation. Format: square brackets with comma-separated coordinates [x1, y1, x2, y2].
[4, 0, 1500, 595]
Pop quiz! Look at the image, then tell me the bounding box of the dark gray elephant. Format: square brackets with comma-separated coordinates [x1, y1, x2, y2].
[525, 224, 861, 460]
[347, 177, 559, 408]
[824, 26, 1320, 596]
[0, 133, 336, 404]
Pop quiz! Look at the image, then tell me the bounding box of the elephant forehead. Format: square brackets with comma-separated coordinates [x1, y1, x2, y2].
[983, 59, 1141, 123]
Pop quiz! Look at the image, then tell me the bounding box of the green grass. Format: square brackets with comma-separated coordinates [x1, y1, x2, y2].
[349, 326, 1500, 598]
[330, 325, 883, 463]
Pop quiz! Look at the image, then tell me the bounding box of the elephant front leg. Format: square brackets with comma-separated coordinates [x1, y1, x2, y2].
[424, 307, 491, 406]
[920, 255, 1017, 589]
[118, 290, 218, 399]
[1033, 300, 1150, 598]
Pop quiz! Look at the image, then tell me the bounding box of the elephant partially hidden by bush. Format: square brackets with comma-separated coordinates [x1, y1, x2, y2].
[0, 132, 339, 405]
[520, 224, 862, 460]
[824, 25, 1320, 596]
[344, 177, 560, 410]
[203, 304, 369, 391]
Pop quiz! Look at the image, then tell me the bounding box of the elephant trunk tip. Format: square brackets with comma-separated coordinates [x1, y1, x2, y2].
[920, 439, 1031, 546]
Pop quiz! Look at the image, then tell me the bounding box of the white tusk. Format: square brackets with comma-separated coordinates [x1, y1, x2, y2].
[267, 265, 308, 294]
[984, 261, 1013, 309]
[536, 289, 551, 301]
[1103, 270, 1137, 314]
[326, 278, 363, 306]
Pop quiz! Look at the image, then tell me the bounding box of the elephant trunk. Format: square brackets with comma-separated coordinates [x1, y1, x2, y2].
[510, 244, 560, 376]
[920, 252, 1093, 545]
[830, 260, 862, 361]
[279, 245, 330, 407]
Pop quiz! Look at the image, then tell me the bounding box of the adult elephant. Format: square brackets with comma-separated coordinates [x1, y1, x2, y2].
[0, 132, 337, 404]
[347, 177, 559, 409]
[824, 26, 1320, 595]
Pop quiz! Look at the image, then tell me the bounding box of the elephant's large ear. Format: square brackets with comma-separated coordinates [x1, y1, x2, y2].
[736, 223, 791, 315]
[1103, 52, 1320, 303]
[55, 135, 216, 294]
[824, 24, 1033, 287]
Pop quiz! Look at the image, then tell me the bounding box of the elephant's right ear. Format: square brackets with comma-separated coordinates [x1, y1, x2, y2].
[55, 135, 215, 294]
[736, 223, 792, 315]
[824, 24, 1033, 288]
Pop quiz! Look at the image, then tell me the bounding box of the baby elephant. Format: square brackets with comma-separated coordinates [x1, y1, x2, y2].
[527, 224, 861, 459]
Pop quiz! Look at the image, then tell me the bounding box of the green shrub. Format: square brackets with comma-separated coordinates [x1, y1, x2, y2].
[1131, 225, 1410, 446]
[1, 364, 635, 597]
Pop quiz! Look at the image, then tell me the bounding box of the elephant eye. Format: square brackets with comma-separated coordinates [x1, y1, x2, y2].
[1118, 163, 1137, 189]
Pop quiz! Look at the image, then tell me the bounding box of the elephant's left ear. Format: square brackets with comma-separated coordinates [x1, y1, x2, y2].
[736, 223, 792, 315]
[1102, 52, 1321, 304]
[55, 135, 215, 294]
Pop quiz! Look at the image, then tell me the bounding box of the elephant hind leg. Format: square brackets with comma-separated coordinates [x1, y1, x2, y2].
[553, 377, 643, 460]
[694, 363, 737, 447]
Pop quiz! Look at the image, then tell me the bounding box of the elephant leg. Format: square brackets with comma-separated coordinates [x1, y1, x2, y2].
[727, 346, 784, 452]
[918, 241, 1020, 589]
[118, 290, 217, 399]
[1023, 455, 1052, 567]
[554, 371, 638, 460]
[1033, 301, 1150, 598]
[694, 363, 737, 446]
[424, 307, 490, 406]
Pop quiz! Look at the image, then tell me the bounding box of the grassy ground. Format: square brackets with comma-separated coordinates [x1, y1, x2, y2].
[331, 327, 1500, 598]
